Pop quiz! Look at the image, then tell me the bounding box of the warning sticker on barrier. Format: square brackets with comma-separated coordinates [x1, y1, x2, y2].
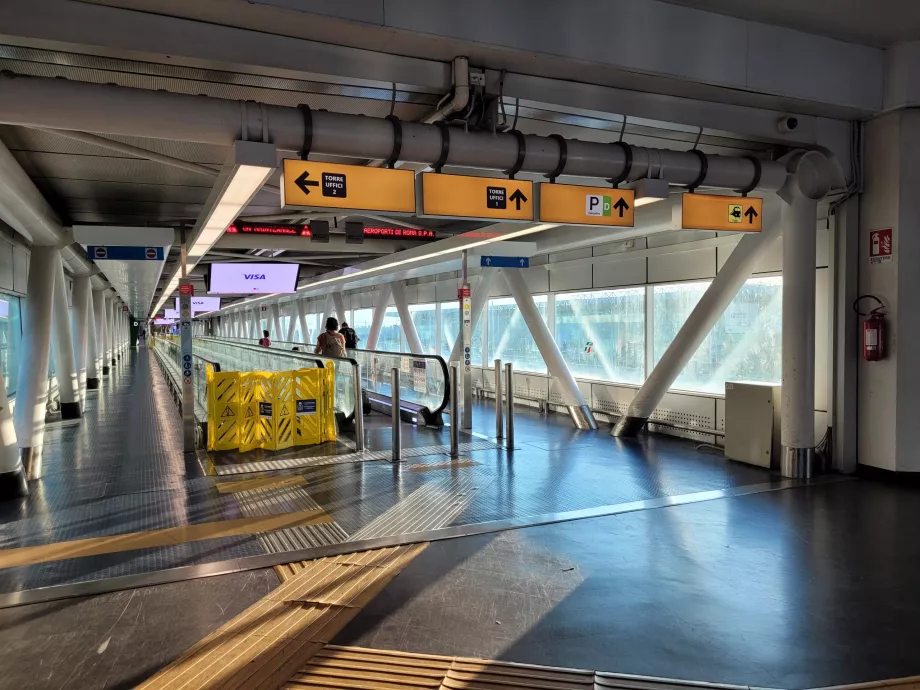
[245, 408, 254, 418]
[297, 399, 317, 415]
[221, 406, 235, 418]
[259, 402, 273, 417]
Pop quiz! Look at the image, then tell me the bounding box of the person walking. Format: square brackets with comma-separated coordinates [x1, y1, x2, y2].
[339, 321, 359, 350]
[258, 329, 271, 347]
[315, 317, 346, 357]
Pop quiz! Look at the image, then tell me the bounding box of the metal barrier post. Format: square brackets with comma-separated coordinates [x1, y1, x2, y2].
[353, 363, 365, 452]
[449, 362, 460, 458]
[391, 367, 401, 462]
[494, 359, 503, 440]
[504, 362, 514, 450]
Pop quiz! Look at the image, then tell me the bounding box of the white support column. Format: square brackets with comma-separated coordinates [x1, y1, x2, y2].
[71, 276, 91, 403]
[332, 291, 346, 325]
[94, 290, 109, 376]
[390, 281, 423, 354]
[322, 294, 335, 326]
[105, 294, 115, 367]
[366, 284, 392, 350]
[449, 271, 495, 364]
[613, 211, 782, 437]
[13, 246, 56, 478]
[268, 303, 281, 340]
[503, 268, 598, 430]
[250, 308, 261, 340]
[296, 299, 309, 343]
[86, 288, 100, 389]
[285, 303, 297, 341]
[0, 348, 25, 498]
[50, 250, 81, 419]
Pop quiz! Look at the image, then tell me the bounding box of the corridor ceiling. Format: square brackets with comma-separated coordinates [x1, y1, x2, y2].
[0, 40, 773, 314]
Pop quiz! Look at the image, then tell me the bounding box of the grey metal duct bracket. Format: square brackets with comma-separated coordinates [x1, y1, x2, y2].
[687, 149, 709, 193]
[607, 142, 632, 187]
[385, 114, 402, 169]
[735, 155, 762, 197]
[544, 133, 567, 183]
[504, 130, 526, 179]
[433, 122, 450, 173]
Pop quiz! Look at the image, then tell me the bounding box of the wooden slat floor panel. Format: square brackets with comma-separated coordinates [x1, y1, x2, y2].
[139, 544, 426, 690]
[286, 646, 453, 689]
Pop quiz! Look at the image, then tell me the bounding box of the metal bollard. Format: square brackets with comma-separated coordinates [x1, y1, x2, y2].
[391, 367, 401, 462]
[353, 363, 365, 452]
[449, 362, 460, 458]
[504, 362, 514, 450]
[494, 359, 503, 440]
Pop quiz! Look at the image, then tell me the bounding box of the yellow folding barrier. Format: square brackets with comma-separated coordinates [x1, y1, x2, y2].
[207, 366, 336, 453]
[207, 369, 240, 451]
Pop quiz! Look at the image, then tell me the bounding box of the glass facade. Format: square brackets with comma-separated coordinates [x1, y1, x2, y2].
[653, 276, 782, 394]
[352, 308, 373, 348]
[555, 288, 645, 384]
[376, 306, 402, 352]
[409, 303, 437, 355]
[0, 295, 21, 397]
[487, 296, 548, 374]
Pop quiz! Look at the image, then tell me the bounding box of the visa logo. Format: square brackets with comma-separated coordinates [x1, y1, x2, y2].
[243, 274, 266, 280]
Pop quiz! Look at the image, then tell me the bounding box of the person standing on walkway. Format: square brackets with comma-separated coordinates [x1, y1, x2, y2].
[258, 329, 271, 347]
[339, 321, 358, 351]
[315, 317, 346, 357]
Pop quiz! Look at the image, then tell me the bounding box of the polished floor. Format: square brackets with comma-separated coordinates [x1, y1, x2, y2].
[0, 347, 785, 598]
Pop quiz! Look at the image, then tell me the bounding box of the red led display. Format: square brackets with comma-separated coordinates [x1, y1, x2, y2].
[362, 227, 435, 239]
[227, 223, 312, 236]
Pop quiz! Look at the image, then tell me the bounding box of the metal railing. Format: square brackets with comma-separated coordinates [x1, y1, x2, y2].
[153, 336, 220, 420]
[212, 336, 450, 419]
[193, 336, 358, 421]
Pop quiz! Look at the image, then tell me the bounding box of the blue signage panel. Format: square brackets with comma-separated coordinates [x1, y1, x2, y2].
[480, 256, 529, 268]
[87, 246, 164, 261]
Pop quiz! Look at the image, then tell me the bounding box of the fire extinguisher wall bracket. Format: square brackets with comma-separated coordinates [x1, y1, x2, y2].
[854, 294, 886, 361]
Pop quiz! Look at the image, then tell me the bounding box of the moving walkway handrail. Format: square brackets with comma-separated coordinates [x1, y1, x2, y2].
[350, 347, 451, 416]
[215, 336, 450, 416]
[194, 336, 359, 420]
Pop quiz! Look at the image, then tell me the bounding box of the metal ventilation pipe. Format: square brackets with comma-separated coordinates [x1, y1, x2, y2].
[0, 73, 787, 193]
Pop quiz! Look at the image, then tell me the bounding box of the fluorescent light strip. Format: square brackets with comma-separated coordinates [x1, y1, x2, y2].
[151, 161, 274, 316]
[213, 223, 560, 315]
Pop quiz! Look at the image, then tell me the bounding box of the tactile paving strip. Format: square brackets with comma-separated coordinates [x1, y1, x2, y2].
[286, 646, 453, 689]
[139, 544, 427, 690]
[284, 646, 770, 690]
[214, 441, 502, 475]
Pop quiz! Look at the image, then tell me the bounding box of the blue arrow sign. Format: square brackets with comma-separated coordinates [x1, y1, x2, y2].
[87, 246, 164, 261]
[480, 256, 529, 268]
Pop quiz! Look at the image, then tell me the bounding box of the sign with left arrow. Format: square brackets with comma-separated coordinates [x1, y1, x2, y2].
[419, 173, 534, 221]
[680, 193, 763, 232]
[538, 183, 635, 227]
[281, 160, 416, 214]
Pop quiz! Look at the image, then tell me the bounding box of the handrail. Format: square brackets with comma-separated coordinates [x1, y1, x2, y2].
[193, 336, 359, 421]
[203, 336, 356, 369]
[352, 347, 451, 415]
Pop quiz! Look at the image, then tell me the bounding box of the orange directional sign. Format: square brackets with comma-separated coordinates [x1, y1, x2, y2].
[539, 183, 635, 227]
[281, 160, 416, 213]
[681, 193, 763, 232]
[419, 173, 533, 221]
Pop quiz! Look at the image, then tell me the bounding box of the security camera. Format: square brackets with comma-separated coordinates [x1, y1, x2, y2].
[777, 116, 799, 134]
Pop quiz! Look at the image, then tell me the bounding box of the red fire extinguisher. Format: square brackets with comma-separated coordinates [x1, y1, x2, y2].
[854, 295, 886, 361]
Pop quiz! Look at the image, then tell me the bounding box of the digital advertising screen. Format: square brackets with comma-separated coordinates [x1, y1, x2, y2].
[207, 263, 300, 294]
[174, 296, 221, 313]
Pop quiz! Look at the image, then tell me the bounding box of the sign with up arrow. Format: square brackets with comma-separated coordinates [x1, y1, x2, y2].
[419, 173, 534, 221]
[281, 160, 415, 213]
[680, 193, 763, 232]
[480, 256, 530, 269]
[538, 183, 635, 227]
